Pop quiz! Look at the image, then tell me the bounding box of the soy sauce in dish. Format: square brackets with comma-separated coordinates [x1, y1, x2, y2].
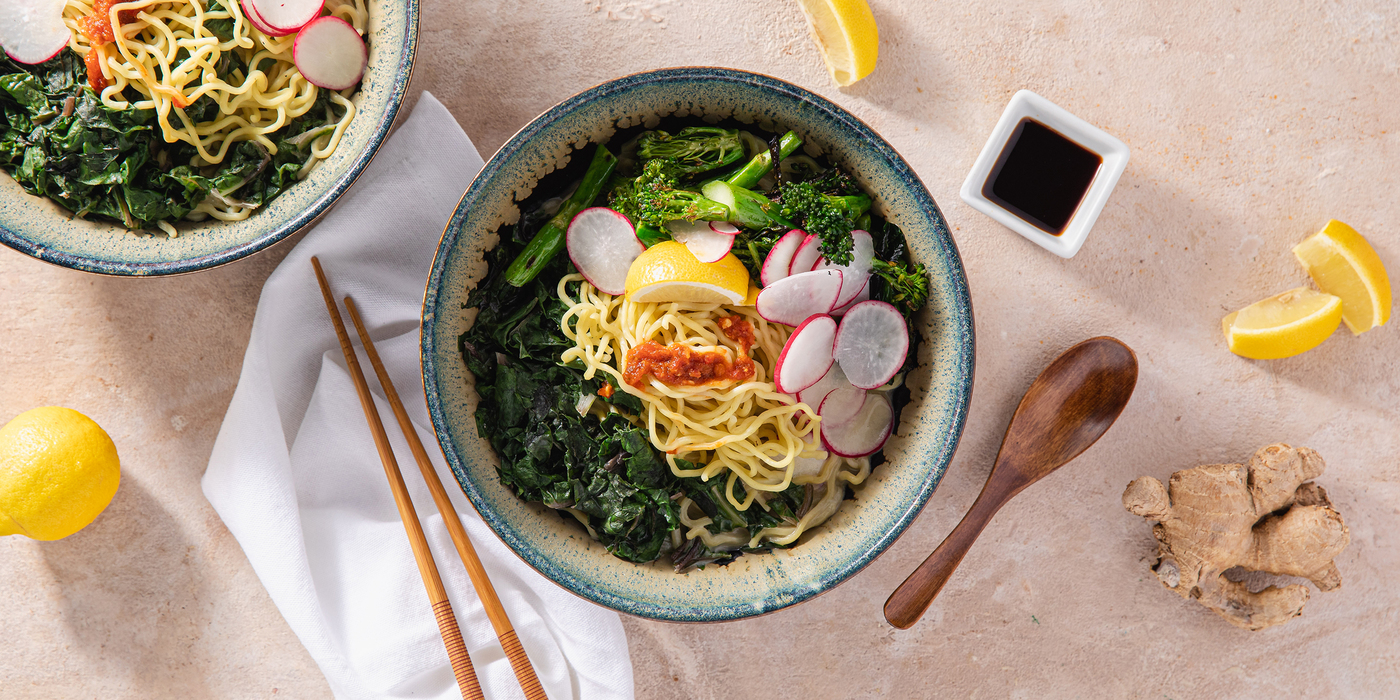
[982, 118, 1102, 235]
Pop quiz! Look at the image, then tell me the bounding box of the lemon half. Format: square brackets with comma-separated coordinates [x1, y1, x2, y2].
[1293, 219, 1392, 335]
[0, 407, 120, 540]
[625, 241, 751, 305]
[795, 0, 879, 86]
[1223, 287, 1343, 360]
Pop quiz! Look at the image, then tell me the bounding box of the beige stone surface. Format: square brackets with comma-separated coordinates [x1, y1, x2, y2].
[3, 0, 1399, 697]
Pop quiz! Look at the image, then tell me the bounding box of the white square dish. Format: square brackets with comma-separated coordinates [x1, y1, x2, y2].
[960, 90, 1129, 259]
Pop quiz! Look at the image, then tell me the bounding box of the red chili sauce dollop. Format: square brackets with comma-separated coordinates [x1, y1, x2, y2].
[623, 315, 756, 388]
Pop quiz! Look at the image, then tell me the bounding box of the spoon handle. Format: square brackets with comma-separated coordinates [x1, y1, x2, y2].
[883, 487, 1007, 629]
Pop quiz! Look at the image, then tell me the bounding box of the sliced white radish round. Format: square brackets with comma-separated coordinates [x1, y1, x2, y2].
[815, 230, 875, 310]
[709, 221, 740, 236]
[755, 269, 843, 327]
[566, 207, 645, 295]
[243, 0, 295, 37]
[831, 279, 871, 316]
[834, 300, 910, 389]
[797, 360, 855, 408]
[667, 219, 733, 263]
[0, 0, 70, 65]
[293, 16, 366, 91]
[254, 0, 323, 34]
[773, 314, 837, 394]
[818, 386, 867, 430]
[821, 392, 893, 458]
[789, 234, 823, 276]
[761, 229, 806, 288]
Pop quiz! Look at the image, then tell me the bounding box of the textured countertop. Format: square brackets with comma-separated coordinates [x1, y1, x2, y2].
[3, 1, 1398, 697]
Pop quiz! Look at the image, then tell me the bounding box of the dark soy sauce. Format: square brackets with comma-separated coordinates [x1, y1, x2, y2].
[982, 118, 1102, 235]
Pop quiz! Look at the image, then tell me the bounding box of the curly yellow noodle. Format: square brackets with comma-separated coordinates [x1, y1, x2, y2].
[558, 273, 873, 551]
[58, 0, 366, 230]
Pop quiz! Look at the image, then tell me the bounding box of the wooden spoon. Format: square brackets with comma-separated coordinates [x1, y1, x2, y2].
[883, 336, 1138, 629]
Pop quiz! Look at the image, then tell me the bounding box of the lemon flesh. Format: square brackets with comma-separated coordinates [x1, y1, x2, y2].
[1223, 287, 1343, 360]
[0, 407, 121, 540]
[625, 241, 751, 305]
[1293, 219, 1392, 335]
[795, 0, 879, 86]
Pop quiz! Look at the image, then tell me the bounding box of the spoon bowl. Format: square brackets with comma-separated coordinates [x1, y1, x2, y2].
[883, 336, 1138, 629]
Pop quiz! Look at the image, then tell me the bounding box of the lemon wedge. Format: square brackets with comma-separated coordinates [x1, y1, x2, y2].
[1223, 287, 1343, 359]
[625, 241, 751, 305]
[795, 0, 879, 86]
[1292, 219, 1392, 335]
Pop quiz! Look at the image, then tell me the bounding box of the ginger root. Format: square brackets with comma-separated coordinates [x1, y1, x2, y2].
[1123, 444, 1350, 630]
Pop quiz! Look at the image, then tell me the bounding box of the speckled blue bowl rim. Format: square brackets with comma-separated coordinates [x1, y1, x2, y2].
[0, 2, 419, 277]
[422, 67, 975, 621]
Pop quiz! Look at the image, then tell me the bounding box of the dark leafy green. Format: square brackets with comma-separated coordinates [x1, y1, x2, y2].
[0, 49, 345, 231]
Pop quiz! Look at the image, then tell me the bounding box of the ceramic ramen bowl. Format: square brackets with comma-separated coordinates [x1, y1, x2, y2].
[0, 1, 418, 276]
[422, 67, 974, 621]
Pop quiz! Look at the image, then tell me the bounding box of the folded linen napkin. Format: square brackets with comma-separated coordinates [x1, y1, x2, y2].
[203, 93, 634, 700]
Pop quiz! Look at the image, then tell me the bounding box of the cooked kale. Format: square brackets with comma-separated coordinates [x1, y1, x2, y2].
[0, 49, 342, 231]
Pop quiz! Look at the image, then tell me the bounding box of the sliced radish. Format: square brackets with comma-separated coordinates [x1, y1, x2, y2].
[293, 16, 365, 91]
[0, 0, 69, 65]
[254, 0, 323, 34]
[667, 220, 733, 263]
[709, 221, 740, 236]
[831, 280, 871, 316]
[818, 386, 867, 430]
[566, 207, 645, 295]
[834, 301, 909, 389]
[773, 315, 837, 394]
[755, 269, 843, 327]
[243, 0, 295, 37]
[797, 361, 855, 408]
[761, 229, 806, 287]
[821, 392, 894, 458]
[815, 230, 875, 310]
[790, 234, 823, 276]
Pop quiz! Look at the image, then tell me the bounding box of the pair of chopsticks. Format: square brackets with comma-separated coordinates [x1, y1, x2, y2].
[312, 257, 548, 700]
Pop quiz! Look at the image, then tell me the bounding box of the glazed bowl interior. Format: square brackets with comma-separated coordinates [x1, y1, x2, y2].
[422, 68, 974, 622]
[0, 0, 418, 276]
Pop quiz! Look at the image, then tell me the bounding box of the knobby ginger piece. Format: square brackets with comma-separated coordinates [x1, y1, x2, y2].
[1122, 444, 1350, 631]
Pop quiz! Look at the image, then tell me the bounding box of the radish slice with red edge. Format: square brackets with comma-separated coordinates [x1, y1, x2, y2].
[834, 300, 910, 389]
[797, 360, 855, 408]
[831, 280, 871, 316]
[293, 16, 365, 91]
[254, 0, 323, 34]
[566, 207, 645, 295]
[0, 0, 69, 65]
[761, 229, 806, 287]
[709, 221, 740, 236]
[773, 314, 837, 394]
[818, 386, 867, 430]
[815, 230, 875, 310]
[755, 269, 843, 327]
[667, 220, 733, 263]
[821, 391, 893, 458]
[789, 234, 823, 276]
[243, 0, 294, 37]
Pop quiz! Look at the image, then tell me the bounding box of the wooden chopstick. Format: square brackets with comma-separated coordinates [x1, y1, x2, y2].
[310, 257, 485, 700]
[342, 295, 549, 700]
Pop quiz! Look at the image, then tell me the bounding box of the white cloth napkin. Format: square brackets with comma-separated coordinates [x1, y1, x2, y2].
[202, 93, 634, 700]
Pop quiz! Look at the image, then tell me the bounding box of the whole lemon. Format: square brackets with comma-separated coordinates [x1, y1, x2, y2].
[0, 407, 120, 540]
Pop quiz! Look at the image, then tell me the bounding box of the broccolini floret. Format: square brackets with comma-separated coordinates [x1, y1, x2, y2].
[636, 127, 745, 175]
[610, 159, 730, 227]
[773, 181, 871, 266]
[871, 257, 930, 317]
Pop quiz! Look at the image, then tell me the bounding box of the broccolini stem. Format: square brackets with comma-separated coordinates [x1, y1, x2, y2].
[724, 131, 802, 189]
[505, 145, 617, 286]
